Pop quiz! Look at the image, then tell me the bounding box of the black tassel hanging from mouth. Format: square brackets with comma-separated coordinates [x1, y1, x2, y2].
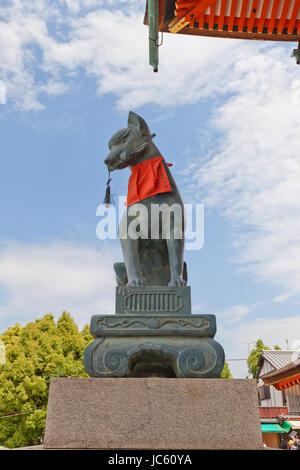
[104, 171, 112, 207]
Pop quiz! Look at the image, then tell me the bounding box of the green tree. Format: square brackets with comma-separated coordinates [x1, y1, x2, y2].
[220, 362, 232, 379]
[247, 339, 281, 378]
[0, 312, 92, 448]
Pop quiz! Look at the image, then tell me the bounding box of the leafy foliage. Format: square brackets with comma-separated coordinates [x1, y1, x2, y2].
[220, 362, 232, 379]
[247, 339, 281, 378]
[0, 312, 92, 448]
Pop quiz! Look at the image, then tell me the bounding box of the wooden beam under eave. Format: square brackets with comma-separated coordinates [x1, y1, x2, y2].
[274, 375, 300, 390]
[209, 2, 216, 30]
[159, 23, 300, 40]
[238, 0, 250, 32]
[288, 0, 300, 34]
[218, 0, 227, 31]
[257, 0, 270, 33]
[168, 0, 218, 32]
[248, 0, 260, 32]
[176, 0, 196, 7]
[228, 0, 238, 31]
[262, 365, 300, 387]
[277, 0, 292, 34]
[198, 11, 206, 28]
[268, 0, 281, 33]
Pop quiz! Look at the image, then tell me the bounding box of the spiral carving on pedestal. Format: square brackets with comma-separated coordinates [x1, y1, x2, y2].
[90, 346, 129, 377]
[178, 348, 206, 377]
[103, 349, 129, 375]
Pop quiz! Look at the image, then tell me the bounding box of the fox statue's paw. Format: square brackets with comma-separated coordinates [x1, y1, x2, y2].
[127, 278, 146, 287]
[168, 277, 186, 287]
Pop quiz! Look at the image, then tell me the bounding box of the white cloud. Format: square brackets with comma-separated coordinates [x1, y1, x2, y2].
[217, 303, 253, 324]
[190, 48, 300, 302]
[0, 0, 274, 110]
[0, 241, 121, 331]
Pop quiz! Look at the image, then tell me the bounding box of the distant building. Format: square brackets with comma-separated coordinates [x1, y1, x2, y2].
[257, 350, 300, 449]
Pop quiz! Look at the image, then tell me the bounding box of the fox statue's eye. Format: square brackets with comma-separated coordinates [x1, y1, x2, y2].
[119, 136, 127, 144]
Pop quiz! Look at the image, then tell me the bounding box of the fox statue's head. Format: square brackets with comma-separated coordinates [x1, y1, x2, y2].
[104, 111, 155, 171]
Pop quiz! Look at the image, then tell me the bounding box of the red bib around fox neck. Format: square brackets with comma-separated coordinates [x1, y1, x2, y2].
[126, 156, 173, 207]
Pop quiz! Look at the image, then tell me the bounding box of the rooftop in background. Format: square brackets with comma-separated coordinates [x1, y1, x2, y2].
[258, 349, 300, 391]
[258, 350, 298, 372]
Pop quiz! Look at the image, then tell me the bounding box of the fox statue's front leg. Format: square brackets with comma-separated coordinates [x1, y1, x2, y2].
[120, 239, 145, 286]
[167, 237, 185, 286]
[119, 209, 145, 286]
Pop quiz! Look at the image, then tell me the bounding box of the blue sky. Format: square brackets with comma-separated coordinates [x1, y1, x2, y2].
[1, 0, 300, 377]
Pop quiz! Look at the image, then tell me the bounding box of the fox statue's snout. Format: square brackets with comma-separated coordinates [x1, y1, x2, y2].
[105, 112, 152, 171]
[104, 128, 133, 171]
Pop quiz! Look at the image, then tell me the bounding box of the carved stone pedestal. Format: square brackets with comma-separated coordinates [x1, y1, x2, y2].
[84, 286, 225, 378]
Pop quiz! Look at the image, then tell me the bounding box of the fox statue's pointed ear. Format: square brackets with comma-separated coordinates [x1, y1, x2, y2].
[128, 111, 151, 137]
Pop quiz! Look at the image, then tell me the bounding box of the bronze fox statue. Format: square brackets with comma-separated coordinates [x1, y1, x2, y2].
[104, 111, 186, 287]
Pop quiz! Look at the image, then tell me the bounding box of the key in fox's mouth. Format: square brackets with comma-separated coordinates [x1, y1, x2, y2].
[105, 160, 120, 171]
[106, 157, 131, 171]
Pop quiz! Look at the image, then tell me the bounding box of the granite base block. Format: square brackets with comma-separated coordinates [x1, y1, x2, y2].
[43, 377, 263, 450]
